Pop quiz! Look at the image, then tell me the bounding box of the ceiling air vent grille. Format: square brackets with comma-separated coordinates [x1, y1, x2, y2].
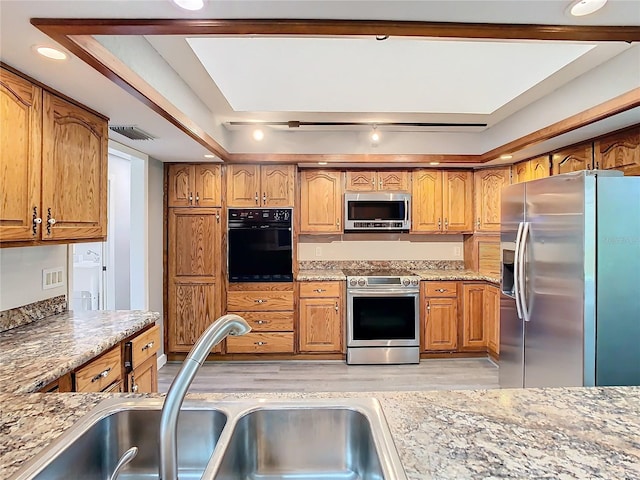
[109, 125, 156, 141]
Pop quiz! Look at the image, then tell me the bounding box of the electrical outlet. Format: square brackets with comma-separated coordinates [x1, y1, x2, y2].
[42, 267, 65, 290]
[454, 246, 462, 257]
[315, 247, 322, 257]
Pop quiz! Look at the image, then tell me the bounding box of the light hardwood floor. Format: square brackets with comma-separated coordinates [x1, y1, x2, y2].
[158, 358, 499, 393]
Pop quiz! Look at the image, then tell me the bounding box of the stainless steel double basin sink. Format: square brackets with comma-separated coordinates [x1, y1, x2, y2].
[12, 398, 407, 480]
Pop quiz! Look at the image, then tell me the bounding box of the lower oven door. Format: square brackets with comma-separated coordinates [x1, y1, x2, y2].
[347, 289, 419, 347]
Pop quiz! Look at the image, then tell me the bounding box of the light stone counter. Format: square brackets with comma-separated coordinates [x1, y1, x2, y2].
[1, 387, 639, 479]
[296, 269, 347, 281]
[0, 310, 159, 394]
[413, 269, 500, 285]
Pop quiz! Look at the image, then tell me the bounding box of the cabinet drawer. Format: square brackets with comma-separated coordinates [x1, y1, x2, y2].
[130, 324, 160, 368]
[75, 346, 121, 392]
[299, 281, 341, 298]
[226, 332, 294, 354]
[103, 380, 124, 393]
[424, 282, 458, 297]
[227, 291, 294, 311]
[229, 311, 294, 332]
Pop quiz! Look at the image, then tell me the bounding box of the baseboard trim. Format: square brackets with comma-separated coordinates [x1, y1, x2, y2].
[157, 353, 167, 370]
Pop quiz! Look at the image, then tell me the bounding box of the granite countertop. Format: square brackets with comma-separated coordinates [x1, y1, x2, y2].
[297, 269, 500, 285]
[0, 310, 159, 394]
[1, 387, 639, 479]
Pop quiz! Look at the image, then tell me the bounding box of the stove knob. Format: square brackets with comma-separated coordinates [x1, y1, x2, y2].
[402, 278, 410, 286]
[349, 278, 357, 286]
[411, 278, 419, 286]
[357, 278, 366, 287]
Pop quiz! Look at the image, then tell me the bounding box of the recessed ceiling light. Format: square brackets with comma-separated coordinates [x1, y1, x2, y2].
[204, 154, 215, 158]
[500, 154, 513, 160]
[429, 162, 440, 166]
[370, 126, 380, 144]
[253, 129, 264, 141]
[568, 0, 607, 16]
[318, 162, 328, 165]
[33, 45, 67, 60]
[172, 0, 205, 10]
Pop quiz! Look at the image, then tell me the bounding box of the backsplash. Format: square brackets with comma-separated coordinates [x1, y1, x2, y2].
[298, 260, 465, 270]
[0, 295, 67, 333]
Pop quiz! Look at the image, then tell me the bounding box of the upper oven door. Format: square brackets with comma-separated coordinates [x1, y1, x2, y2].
[228, 227, 293, 282]
[344, 192, 410, 230]
[347, 289, 419, 347]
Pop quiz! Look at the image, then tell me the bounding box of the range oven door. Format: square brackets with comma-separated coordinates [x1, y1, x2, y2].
[347, 289, 419, 347]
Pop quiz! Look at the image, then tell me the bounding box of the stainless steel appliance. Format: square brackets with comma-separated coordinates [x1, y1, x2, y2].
[344, 192, 410, 232]
[500, 170, 640, 388]
[227, 208, 293, 282]
[346, 270, 420, 364]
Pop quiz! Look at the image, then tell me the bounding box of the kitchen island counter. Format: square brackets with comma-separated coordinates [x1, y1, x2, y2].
[2, 386, 638, 479]
[0, 310, 159, 394]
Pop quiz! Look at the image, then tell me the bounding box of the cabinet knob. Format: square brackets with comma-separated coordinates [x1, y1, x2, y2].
[189, 192, 193, 204]
[436, 288, 446, 293]
[216, 213, 220, 223]
[263, 193, 267, 205]
[254, 299, 267, 304]
[255, 192, 259, 204]
[256, 320, 268, 325]
[255, 341, 266, 346]
[379, 179, 383, 187]
[46, 208, 55, 235]
[335, 302, 339, 312]
[336, 218, 340, 228]
[438, 218, 442, 229]
[132, 383, 139, 393]
[477, 217, 480, 228]
[195, 192, 200, 204]
[444, 219, 449, 229]
[313, 288, 325, 293]
[427, 301, 431, 313]
[32, 207, 41, 236]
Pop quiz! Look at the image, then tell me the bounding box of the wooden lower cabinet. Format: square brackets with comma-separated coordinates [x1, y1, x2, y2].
[168, 282, 220, 353]
[74, 346, 122, 393]
[298, 281, 343, 353]
[485, 285, 500, 357]
[226, 332, 294, 354]
[461, 283, 487, 350]
[422, 282, 458, 352]
[103, 380, 124, 393]
[128, 354, 158, 393]
[38, 373, 72, 393]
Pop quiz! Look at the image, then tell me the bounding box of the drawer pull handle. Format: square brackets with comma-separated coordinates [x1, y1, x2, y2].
[313, 288, 325, 293]
[256, 320, 268, 325]
[131, 383, 139, 393]
[436, 288, 447, 293]
[255, 341, 267, 346]
[335, 302, 339, 312]
[92, 367, 111, 382]
[141, 341, 154, 351]
[254, 299, 267, 304]
[427, 301, 431, 313]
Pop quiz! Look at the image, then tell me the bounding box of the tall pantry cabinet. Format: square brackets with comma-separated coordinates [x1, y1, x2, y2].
[166, 164, 223, 354]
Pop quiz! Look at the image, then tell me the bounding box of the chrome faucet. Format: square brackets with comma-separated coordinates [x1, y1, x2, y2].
[158, 314, 251, 480]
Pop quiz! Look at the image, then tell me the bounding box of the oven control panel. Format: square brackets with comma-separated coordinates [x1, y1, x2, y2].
[347, 276, 420, 289]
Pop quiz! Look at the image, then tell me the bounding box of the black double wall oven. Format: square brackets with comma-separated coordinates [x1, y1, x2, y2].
[227, 208, 293, 283]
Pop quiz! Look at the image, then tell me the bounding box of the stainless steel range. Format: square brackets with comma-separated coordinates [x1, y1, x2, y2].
[345, 270, 421, 365]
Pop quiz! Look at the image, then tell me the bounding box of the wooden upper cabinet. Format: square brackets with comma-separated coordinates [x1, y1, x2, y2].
[346, 171, 376, 191]
[226, 164, 260, 207]
[168, 164, 221, 207]
[552, 143, 593, 175]
[411, 170, 443, 233]
[474, 167, 511, 232]
[41, 92, 107, 241]
[595, 127, 640, 175]
[512, 162, 529, 184]
[529, 156, 550, 180]
[346, 170, 409, 191]
[260, 165, 295, 206]
[168, 208, 220, 280]
[227, 164, 294, 207]
[442, 171, 473, 232]
[0, 68, 42, 242]
[300, 170, 343, 233]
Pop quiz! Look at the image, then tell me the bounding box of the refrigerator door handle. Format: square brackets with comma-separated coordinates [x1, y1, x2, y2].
[513, 221, 525, 320]
[519, 221, 531, 322]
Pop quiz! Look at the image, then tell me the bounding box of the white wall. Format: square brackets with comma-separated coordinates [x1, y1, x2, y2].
[147, 156, 165, 353]
[298, 234, 463, 261]
[109, 153, 132, 309]
[0, 245, 67, 311]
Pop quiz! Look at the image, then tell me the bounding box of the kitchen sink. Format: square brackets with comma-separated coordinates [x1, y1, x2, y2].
[12, 398, 406, 480]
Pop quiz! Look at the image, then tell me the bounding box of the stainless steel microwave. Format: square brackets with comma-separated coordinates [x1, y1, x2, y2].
[344, 192, 411, 232]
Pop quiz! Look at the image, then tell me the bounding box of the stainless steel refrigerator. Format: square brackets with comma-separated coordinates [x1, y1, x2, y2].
[499, 170, 640, 388]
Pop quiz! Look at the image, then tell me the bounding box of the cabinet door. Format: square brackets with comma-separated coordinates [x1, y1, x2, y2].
[41, 92, 107, 241]
[261, 165, 295, 207]
[423, 297, 458, 351]
[300, 170, 343, 233]
[512, 161, 529, 184]
[529, 156, 550, 180]
[346, 171, 376, 191]
[194, 164, 221, 207]
[226, 164, 260, 207]
[462, 284, 486, 349]
[378, 170, 410, 191]
[167, 164, 194, 207]
[474, 167, 510, 232]
[411, 170, 443, 232]
[442, 171, 473, 232]
[129, 354, 157, 393]
[552, 143, 593, 175]
[596, 127, 640, 174]
[168, 282, 219, 352]
[484, 285, 500, 356]
[299, 297, 342, 353]
[0, 69, 42, 242]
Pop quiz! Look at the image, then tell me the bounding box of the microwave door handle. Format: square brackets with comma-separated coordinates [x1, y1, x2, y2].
[513, 221, 525, 320]
[405, 199, 409, 222]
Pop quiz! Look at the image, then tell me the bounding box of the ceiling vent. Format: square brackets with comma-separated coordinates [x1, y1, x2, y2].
[109, 125, 156, 141]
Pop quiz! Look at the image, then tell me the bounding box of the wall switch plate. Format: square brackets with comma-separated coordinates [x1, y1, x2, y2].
[315, 247, 322, 257]
[42, 267, 65, 290]
[454, 246, 462, 257]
